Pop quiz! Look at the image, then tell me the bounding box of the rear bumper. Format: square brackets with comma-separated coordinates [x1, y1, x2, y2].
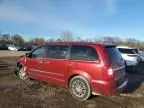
[116, 78, 128, 94]
[126, 60, 138, 67]
[92, 78, 128, 96]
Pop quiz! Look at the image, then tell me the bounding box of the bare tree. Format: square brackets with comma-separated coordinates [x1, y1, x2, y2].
[1, 34, 11, 41]
[11, 34, 24, 44]
[60, 31, 73, 42]
[76, 37, 83, 42]
[93, 37, 103, 43]
[85, 38, 93, 42]
[113, 37, 123, 45]
[102, 36, 115, 44]
[0, 32, 2, 40]
[56, 38, 62, 42]
[34, 37, 45, 45]
[47, 38, 55, 42]
[125, 38, 137, 47]
[0, 34, 12, 44]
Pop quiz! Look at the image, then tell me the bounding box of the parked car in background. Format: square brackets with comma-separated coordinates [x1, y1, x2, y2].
[139, 51, 144, 62]
[8, 45, 18, 51]
[133, 48, 144, 62]
[17, 45, 32, 51]
[117, 46, 141, 67]
[17, 42, 128, 101]
[0, 44, 8, 50]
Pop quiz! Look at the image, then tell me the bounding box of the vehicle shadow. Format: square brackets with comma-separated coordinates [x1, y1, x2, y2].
[124, 62, 144, 93]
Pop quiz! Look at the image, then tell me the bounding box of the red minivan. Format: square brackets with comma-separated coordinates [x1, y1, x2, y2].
[17, 42, 128, 101]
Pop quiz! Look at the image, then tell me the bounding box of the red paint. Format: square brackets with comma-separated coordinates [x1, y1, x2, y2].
[17, 42, 127, 96]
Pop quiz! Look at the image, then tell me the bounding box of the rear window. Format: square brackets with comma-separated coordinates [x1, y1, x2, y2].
[106, 47, 122, 65]
[133, 49, 139, 54]
[118, 48, 136, 54]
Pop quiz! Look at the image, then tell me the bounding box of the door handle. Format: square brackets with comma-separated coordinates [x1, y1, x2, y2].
[38, 61, 43, 64]
[45, 61, 50, 64]
[68, 63, 73, 67]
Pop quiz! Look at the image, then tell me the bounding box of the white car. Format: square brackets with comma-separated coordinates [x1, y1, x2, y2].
[131, 48, 144, 62]
[117, 46, 141, 67]
[139, 51, 144, 62]
[8, 46, 18, 51]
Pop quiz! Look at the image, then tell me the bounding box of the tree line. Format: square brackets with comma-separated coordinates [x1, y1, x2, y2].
[0, 32, 144, 51]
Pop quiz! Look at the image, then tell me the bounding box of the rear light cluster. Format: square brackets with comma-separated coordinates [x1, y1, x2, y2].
[102, 65, 114, 80]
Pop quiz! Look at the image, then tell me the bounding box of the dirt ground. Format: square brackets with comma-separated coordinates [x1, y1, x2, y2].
[0, 56, 144, 108]
[0, 50, 27, 57]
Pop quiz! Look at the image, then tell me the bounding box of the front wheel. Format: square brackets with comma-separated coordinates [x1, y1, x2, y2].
[69, 76, 91, 101]
[18, 67, 28, 80]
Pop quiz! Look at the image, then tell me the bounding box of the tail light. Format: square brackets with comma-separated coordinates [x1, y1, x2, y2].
[102, 65, 114, 80]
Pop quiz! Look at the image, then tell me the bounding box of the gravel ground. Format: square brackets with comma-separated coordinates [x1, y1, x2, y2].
[0, 50, 28, 57]
[0, 55, 144, 108]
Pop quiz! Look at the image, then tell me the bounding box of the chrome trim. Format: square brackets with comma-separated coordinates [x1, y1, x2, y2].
[117, 79, 128, 89]
[45, 58, 68, 60]
[29, 68, 64, 77]
[69, 59, 99, 63]
[92, 92, 101, 96]
[92, 80, 107, 84]
[35, 73, 65, 82]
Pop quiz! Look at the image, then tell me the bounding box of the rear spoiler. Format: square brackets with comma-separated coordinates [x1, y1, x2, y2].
[104, 44, 116, 48]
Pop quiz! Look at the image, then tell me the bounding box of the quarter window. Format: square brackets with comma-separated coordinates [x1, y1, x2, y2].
[106, 47, 122, 65]
[70, 45, 98, 61]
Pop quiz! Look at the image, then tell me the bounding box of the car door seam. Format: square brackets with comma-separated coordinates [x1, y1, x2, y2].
[29, 68, 64, 77]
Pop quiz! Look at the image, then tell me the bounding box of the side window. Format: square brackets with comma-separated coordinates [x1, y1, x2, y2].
[47, 45, 69, 59]
[70, 45, 98, 61]
[31, 47, 46, 58]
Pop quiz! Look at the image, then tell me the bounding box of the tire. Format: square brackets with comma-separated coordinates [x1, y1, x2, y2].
[124, 61, 128, 72]
[18, 66, 28, 80]
[124, 61, 127, 67]
[69, 76, 91, 101]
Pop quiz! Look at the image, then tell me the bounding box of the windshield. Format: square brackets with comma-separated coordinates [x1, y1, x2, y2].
[133, 49, 139, 54]
[118, 48, 137, 54]
[106, 47, 123, 65]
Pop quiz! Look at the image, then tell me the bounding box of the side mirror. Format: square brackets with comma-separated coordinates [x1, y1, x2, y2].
[20, 55, 24, 57]
[25, 53, 30, 57]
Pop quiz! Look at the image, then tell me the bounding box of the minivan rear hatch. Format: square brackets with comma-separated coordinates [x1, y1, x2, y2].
[105, 45, 125, 81]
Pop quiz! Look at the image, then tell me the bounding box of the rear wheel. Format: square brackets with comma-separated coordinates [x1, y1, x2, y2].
[124, 61, 127, 67]
[69, 76, 91, 101]
[124, 61, 128, 72]
[18, 67, 28, 80]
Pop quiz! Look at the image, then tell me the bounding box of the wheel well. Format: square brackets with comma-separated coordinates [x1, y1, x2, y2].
[124, 60, 127, 67]
[15, 62, 23, 76]
[68, 74, 79, 86]
[68, 74, 91, 86]
[17, 62, 23, 68]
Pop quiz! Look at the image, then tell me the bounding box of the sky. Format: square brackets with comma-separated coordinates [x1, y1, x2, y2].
[0, 0, 144, 41]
